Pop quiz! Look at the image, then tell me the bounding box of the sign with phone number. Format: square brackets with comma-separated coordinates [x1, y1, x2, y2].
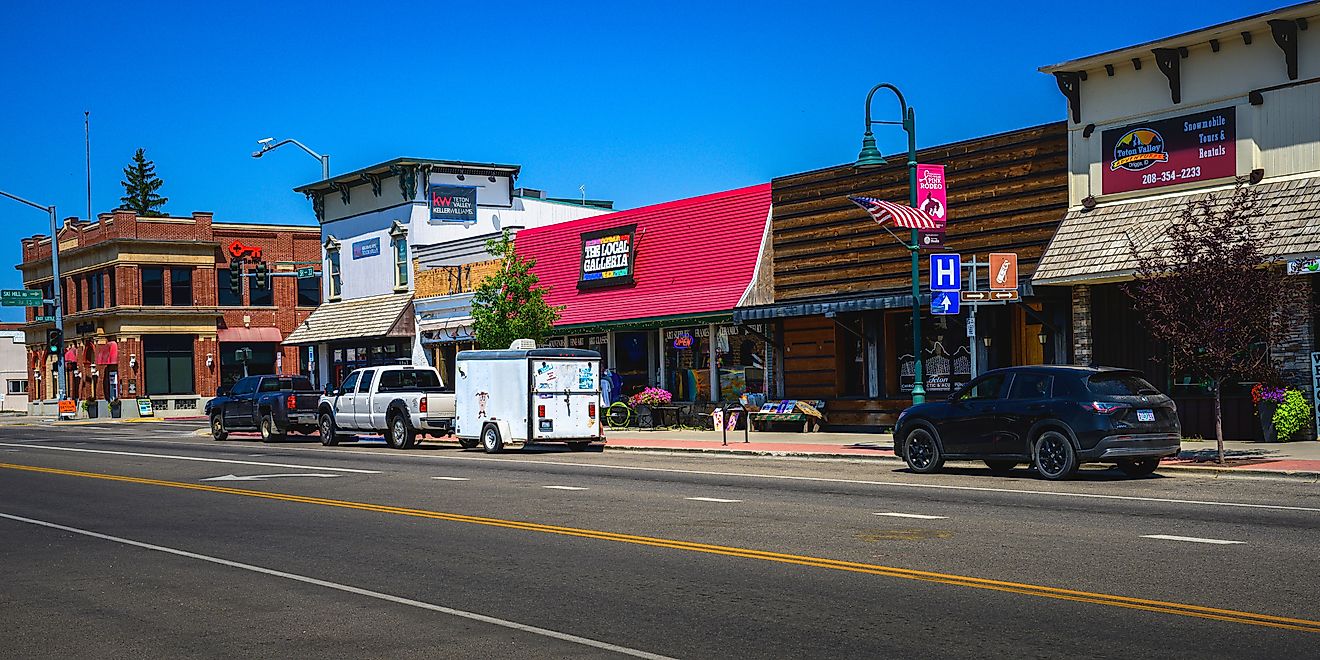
[1101, 107, 1236, 195]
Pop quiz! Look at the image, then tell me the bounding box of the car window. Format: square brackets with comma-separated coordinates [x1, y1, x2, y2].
[1087, 374, 1159, 396]
[258, 378, 282, 393]
[357, 370, 375, 393]
[1052, 375, 1088, 398]
[961, 374, 1006, 401]
[231, 377, 257, 396]
[340, 371, 359, 393]
[1008, 373, 1053, 400]
[379, 370, 401, 390]
[291, 377, 315, 392]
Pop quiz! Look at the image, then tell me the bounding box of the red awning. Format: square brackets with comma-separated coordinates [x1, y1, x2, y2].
[95, 341, 119, 366]
[218, 327, 284, 343]
[64, 348, 78, 364]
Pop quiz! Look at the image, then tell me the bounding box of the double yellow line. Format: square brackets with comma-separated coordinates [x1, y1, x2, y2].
[4, 461, 1318, 633]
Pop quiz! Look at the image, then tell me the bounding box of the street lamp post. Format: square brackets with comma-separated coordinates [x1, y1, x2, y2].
[0, 190, 66, 402]
[855, 83, 926, 405]
[252, 138, 330, 180]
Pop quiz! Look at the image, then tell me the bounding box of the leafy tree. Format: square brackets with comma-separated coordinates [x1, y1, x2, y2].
[471, 230, 563, 349]
[1124, 182, 1306, 463]
[120, 148, 168, 216]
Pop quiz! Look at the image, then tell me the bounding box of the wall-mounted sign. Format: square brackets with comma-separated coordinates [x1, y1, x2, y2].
[352, 237, 380, 260]
[1287, 257, 1320, 275]
[672, 332, 694, 350]
[578, 224, 636, 290]
[918, 231, 944, 250]
[228, 240, 263, 260]
[75, 322, 95, 335]
[428, 184, 478, 224]
[1101, 106, 1236, 195]
[915, 164, 948, 231]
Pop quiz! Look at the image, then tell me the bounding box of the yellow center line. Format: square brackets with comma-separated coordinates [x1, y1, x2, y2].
[3, 461, 1317, 633]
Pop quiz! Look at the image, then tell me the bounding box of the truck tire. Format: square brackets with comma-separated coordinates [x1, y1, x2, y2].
[319, 413, 341, 447]
[260, 413, 286, 443]
[387, 413, 416, 449]
[482, 424, 504, 454]
[210, 413, 228, 441]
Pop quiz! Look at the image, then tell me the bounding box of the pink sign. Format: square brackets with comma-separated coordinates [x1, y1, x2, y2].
[915, 164, 947, 231]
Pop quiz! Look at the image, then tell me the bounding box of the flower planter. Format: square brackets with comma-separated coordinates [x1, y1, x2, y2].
[1257, 400, 1278, 443]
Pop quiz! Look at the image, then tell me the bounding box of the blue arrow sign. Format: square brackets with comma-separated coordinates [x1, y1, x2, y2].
[931, 291, 960, 316]
[929, 254, 961, 292]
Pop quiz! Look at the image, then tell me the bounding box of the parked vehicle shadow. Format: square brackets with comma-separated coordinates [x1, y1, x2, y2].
[892, 463, 1170, 482]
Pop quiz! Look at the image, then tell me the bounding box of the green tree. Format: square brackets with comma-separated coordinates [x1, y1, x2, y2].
[471, 230, 563, 349]
[119, 148, 168, 216]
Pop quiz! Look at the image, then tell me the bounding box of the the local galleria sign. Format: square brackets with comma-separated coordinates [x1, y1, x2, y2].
[578, 224, 636, 290]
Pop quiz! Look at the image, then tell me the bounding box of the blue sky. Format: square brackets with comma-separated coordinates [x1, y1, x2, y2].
[0, 0, 1282, 320]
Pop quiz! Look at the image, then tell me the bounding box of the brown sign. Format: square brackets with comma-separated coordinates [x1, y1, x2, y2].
[989, 253, 1018, 290]
[962, 290, 1020, 302]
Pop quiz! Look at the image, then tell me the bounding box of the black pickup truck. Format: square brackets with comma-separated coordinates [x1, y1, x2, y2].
[205, 375, 321, 442]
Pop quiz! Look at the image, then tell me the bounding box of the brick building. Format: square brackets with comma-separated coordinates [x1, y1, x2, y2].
[18, 210, 321, 417]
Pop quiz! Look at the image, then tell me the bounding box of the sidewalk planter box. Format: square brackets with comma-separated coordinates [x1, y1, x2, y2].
[1258, 401, 1278, 443]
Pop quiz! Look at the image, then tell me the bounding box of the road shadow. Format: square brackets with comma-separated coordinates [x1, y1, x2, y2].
[887, 463, 1169, 483]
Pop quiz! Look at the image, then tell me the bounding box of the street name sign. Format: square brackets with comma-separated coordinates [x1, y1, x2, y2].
[929, 254, 961, 291]
[35, 315, 55, 323]
[296, 266, 316, 279]
[1, 289, 42, 307]
[931, 291, 960, 315]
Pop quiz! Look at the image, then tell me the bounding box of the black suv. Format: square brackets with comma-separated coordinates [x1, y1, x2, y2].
[893, 366, 1181, 480]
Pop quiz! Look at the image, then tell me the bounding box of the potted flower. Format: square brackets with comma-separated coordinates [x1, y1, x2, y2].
[629, 387, 673, 428]
[1251, 383, 1286, 442]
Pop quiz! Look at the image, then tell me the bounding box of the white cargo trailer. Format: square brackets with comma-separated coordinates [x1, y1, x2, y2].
[454, 342, 604, 453]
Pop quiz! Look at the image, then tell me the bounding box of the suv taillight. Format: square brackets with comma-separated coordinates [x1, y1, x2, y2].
[419, 397, 428, 413]
[1081, 401, 1127, 414]
[287, 395, 296, 410]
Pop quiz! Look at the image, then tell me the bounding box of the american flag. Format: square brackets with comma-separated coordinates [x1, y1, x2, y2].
[848, 196, 938, 230]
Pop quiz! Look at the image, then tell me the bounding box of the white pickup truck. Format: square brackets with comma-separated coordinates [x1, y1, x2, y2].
[317, 365, 456, 449]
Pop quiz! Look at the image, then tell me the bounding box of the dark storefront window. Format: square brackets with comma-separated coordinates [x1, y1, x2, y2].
[88, 272, 104, 309]
[888, 311, 972, 399]
[836, 316, 869, 397]
[298, 276, 321, 307]
[170, 268, 193, 306]
[217, 269, 243, 306]
[141, 267, 165, 306]
[329, 339, 412, 386]
[249, 274, 273, 306]
[220, 342, 277, 387]
[144, 334, 194, 395]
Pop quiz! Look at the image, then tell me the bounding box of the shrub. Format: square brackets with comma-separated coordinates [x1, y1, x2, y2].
[1272, 389, 1312, 439]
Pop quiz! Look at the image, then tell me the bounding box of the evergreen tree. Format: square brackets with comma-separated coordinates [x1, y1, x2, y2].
[119, 148, 168, 216]
[471, 230, 563, 349]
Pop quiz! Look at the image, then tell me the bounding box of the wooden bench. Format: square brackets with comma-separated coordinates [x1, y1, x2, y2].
[748, 400, 826, 432]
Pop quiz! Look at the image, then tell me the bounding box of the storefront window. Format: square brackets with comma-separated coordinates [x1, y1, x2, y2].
[141, 267, 164, 306]
[249, 274, 273, 306]
[217, 269, 243, 306]
[664, 325, 766, 401]
[888, 312, 971, 398]
[170, 268, 193, 306]
[220, 342, 278, 387]
[144, 334, 194, 395]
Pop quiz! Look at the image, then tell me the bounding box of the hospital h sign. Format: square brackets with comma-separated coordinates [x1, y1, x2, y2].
[929, 254, 961, 292]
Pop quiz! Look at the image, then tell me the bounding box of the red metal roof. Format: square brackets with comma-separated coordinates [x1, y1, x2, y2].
[515, 183, 771, 328]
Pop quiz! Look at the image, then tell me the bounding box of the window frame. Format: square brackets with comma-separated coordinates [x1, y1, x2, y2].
[390, 221, 409, 291]
[1007, 372, 1054, 400]
[141, 267, 165, 306]
[217, 268, 243, 307]
[248, 271, 274, 307]
[328, 249, 342, 300]
[297, 275, 321, 307]
[170, 268, 193, 307]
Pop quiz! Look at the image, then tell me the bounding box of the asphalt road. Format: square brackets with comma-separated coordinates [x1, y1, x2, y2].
[1, 421, 1317, 658]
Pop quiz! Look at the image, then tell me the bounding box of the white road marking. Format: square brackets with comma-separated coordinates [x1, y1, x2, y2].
[874, 512, 947, 520]
[201, 473, 341, 482]
[685, 497, 742, 503]
[432, 477, 470, 481]
[543, 485, 588, 491]
[0, 512, 673, 660]
[0, 443, 379, 474]
[1141, 534, 1245, 545]
[52, 437, 1320, 514]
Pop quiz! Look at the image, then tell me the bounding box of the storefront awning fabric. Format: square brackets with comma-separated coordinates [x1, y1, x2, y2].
[218, 327, 283, 343]
[94, 341, 119, 365]
[283, 292, 414, 345]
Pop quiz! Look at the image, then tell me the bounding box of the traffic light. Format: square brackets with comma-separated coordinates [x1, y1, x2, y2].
[229, 259, 242, 297]
[254, 261, 268, 290]
[46, 328, 62, 355]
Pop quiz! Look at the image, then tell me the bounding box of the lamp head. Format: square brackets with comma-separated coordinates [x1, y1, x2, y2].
[855, 132, 887, 168]
[257, 137, 275, 145]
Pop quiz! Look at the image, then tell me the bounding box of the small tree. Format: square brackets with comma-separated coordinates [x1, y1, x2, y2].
[471, 231, 563, 349]
[1124, 182, 1306, 463]
[120, 148, 168, 216]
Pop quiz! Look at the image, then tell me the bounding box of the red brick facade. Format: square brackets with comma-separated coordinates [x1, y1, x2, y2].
[19, 210, 321, 409]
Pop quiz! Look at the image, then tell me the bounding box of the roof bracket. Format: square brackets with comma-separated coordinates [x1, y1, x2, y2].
[1053, 71, 1083, 124]
[1131, 57, 1142, 70]
[365, 172, 383, 197]
[331, 182, 351, 206]
[1242, 31, 1253, 45]
[391, 165, 418, 202]
[304, 191, 325, 223]
[1268, 19, 1301, 80]
[1152, 48, 1183, 104]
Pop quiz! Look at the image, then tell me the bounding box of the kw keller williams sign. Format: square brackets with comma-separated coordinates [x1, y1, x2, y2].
[1101, 107, 1236, 195]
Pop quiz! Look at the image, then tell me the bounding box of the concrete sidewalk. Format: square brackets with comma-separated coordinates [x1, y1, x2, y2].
[602, 428, 1320, 478]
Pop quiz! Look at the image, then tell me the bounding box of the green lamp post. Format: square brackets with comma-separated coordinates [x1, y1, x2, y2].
[855, 83, 925, 405]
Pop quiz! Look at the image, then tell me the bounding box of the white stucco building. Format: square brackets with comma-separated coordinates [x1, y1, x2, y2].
[0, 324, 29, 412]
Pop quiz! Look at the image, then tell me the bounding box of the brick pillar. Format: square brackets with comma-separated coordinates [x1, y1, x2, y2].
[1072, 284, 1093, 366]
[1274, 276, 1316, 438]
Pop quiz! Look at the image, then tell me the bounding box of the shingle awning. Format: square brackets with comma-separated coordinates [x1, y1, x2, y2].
[1033, 177, 1320, 286]
[283, 292, 414, 345]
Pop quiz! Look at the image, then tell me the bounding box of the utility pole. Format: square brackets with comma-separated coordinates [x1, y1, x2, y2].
[2, 191, 67, 401]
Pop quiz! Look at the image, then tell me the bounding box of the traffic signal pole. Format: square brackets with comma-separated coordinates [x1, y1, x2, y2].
[48, 205, 66, 402]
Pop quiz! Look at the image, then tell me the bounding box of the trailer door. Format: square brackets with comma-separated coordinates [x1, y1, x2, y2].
[530, 358, 601, 440]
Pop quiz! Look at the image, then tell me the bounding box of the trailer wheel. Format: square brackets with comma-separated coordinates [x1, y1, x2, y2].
[482, 424, 504, 454]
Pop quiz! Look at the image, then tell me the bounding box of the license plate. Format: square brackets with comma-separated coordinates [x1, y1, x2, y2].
[1137, 409, 1155, 422]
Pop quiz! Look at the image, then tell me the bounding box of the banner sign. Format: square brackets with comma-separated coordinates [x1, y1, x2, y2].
[578, 224, 636, 290]
[352, 237, 380, 260]
[428, 184, 478, 224]
[1287, 258, 1320, 275]
[915, 164, 948, 231]
[1101, 106, 1236, 195]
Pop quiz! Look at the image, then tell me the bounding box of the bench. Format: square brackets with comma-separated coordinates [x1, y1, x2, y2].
[748, 399, 827, 433]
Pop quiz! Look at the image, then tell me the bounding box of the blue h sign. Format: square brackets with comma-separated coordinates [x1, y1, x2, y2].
[930, 254, 961, 291]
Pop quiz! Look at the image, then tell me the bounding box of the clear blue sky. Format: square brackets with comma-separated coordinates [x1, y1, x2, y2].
[0, 0, 1282, 320]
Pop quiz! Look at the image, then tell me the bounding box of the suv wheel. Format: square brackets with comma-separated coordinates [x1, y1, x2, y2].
[260, 414, 285, 443]
[1034, 430, 1078, 481]
[210, 413, 228, 441]
[903, 427, 944, 474]
[388, 413, 416, 450]
[319, 413, 341, 447]
[1117, 457, 1160, 478]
